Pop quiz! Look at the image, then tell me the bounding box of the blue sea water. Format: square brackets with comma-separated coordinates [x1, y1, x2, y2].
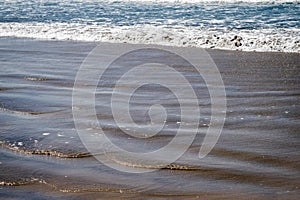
[0, 0, 299, 52]
[1, 0, 299, 29]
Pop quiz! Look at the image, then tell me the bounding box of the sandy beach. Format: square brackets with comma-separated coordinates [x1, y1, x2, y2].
[0, 37, 299, 199]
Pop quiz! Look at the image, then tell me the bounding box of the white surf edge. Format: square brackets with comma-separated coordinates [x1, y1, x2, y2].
[1, 22, 299, 53]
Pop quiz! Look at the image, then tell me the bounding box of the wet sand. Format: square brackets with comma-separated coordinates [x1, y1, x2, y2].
[0, 37, 299, 199]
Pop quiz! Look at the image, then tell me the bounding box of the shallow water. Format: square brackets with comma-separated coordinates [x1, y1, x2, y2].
[0, 38, 300, 199]
[0, 0, 299, 52]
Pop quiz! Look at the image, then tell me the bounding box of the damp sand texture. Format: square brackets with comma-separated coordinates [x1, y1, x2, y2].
[0, 38, 300, 199]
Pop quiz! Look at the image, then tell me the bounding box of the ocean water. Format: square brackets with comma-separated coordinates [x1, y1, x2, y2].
[0, 0, 299, 52]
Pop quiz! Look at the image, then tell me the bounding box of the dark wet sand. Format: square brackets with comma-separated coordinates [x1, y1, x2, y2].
[0, 38, 299, 199]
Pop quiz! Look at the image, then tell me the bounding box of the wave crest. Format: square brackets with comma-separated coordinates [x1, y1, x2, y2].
[1, 23, 299, 52]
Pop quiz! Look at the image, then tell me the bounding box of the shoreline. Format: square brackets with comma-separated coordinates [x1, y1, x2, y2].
[1, 36, 300, 54]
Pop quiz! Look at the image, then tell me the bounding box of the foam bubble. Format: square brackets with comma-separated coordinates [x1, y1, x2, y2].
[0, 23, 299, 52]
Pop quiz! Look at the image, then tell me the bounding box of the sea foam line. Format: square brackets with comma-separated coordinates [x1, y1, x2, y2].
[1, 22, 299, 52]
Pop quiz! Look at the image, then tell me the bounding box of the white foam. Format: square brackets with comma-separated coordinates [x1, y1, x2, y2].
[1, 22, 299, 52]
